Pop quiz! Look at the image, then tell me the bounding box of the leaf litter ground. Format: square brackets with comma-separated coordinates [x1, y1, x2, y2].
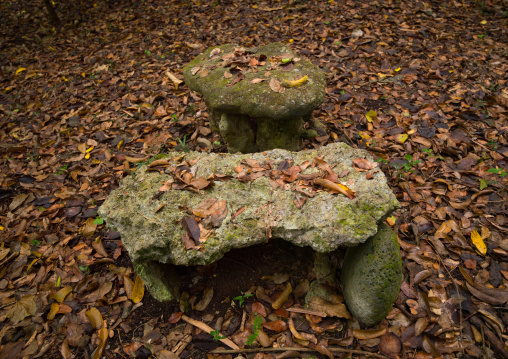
[1, 0, 508, 358]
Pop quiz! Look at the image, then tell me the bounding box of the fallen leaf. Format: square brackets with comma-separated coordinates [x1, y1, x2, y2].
[353, 158, 378, 171]
[51, 286, 73, 303]
[251, 78, 265, 84]
[132, 275, 145, 303]
[269, 77, 284, 93]
[86, 307, 103, 329]
[471, 230, 487, 255]
[194, 287, 213, 311]
[353, 327, 387, 340]
[314, 178, 355, 199]
[365, 110, 377, 122]
[181, 216, 200, 244]
[308, 296, 351, 319]
[165, 71, 183, 89]
[6, 295, 37, 323]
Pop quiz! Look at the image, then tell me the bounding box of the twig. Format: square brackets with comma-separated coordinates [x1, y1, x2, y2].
[180, 314, 239, 350]
[210, 346, 391, 359]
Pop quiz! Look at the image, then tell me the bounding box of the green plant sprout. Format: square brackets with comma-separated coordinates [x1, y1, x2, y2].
[487, 167, 507, 177]
[233, 293, 253, 307]
[213, 140, 221, 146]
[31, 239, 42, 247]
[93, 216, 104, 225]
[422, 148, 444, 160]
[375, 157, 388, 164]
[210, 330, 226, 341]
[177, 134, 188, 151]
[246, 315, 262, 346]
[56, 164, 68, 174]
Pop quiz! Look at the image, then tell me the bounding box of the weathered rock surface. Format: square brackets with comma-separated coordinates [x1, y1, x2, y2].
[341, 224, 403, 327]
[99, 143, 399, 301]
[183, 43, 326, 153]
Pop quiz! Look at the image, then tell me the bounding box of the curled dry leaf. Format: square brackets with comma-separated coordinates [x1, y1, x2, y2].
[353, 157, 378, 171]
[165, 71, 183, 89]
[314, 178, 355, 199]
[272, 282, 292, 309]
[353, 327, 387, 340]
[251, 78, 264, 84]
[181, 216, 200, 244]
[47, 302, 60, 320]
[86, 307, 103, 329]
[194, 286, 214, 311]
[51, 286, 73, 303]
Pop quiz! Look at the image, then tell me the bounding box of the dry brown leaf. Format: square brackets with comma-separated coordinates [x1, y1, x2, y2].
[6, 294, 37, 323]
[194, 286, 213, 311]
[272, 282, 292, 309]
[86, 307, 103, 329]
[269, 77, 284, 93]
[47, 303, 60, 320]
[353, 327, 387, 340]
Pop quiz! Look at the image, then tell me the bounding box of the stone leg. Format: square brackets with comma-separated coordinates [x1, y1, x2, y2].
[341, 224, 402, 327]
[219, 113, 258, 153]
[256, 116, 304, 151]
[304, 252, 339, 304]
[134, 260, 180, 302]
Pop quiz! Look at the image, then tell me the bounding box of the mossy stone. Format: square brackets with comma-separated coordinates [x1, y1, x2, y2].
[341, 224, 402, 327]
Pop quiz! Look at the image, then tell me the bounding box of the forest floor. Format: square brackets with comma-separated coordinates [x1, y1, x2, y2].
[1, 0, 508, 358]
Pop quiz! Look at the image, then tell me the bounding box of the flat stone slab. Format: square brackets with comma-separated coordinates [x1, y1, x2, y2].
[183, 43, 326, 152]
[100, 143, 398, 268]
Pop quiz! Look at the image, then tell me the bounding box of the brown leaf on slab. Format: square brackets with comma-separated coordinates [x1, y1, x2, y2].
[181, 216, 200, 244]
[224, 71, 233, 78]
[314, 178, 355, 199]
[148, 159, 170, 167]
[353, 157, 378, 171]
[269, 77, 284, 93]
[251, 78, 265, 84]
[231, 207, 245, 220]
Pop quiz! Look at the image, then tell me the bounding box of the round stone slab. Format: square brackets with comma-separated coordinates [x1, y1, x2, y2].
[183, 42, 326, 122]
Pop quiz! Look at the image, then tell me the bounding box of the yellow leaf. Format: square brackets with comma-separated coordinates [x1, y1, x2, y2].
[62, 76, 68, 82]
[86, 146, 94, 153]
[132, 275, 145, 303]
[396, 134, 408, 143]
[480, 20, 487, 24]
[407, 129, 416, 135]
[289, 39, 294, 43]
[365, 110, 377, 122]
[358, 131, 370, 140]
[51, 286, 73, 303]
[377, 73, 388, 79]
[86, 307, 103, 329]
[49, 46, 56, 51]
[471, 230, 487, 255]
[386, 216, 396, 226]
[395, 67, 401, 72]
[117, 140, 124, 149]
[82, 72, 86, 78]
[85, 153, 90, 159]
[0, 226, 3, 231]
[15, 68, 27, 75]
[282, 75, 308, 88]
[47, 303, 60, 320]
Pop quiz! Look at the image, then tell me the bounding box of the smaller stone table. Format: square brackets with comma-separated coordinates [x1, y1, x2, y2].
[183, 43, 326, 153]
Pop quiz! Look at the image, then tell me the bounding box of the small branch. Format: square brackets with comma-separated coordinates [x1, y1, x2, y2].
[180, 315, 239, 350]
[210, 346, 391, 359]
